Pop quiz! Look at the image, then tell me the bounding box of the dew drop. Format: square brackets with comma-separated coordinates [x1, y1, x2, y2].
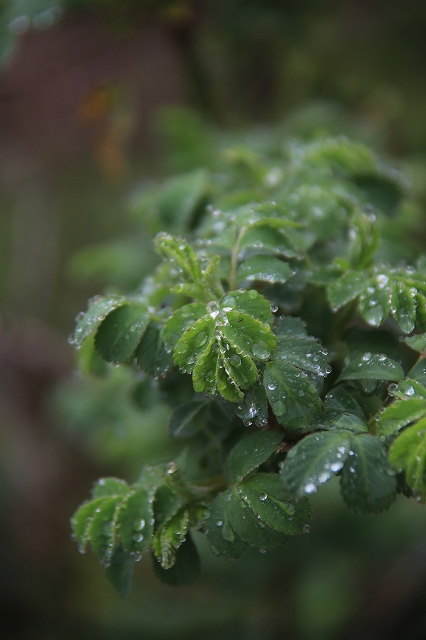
[259, 493, 267, 502]
[230, 354, 242, 367]
[318, 472, 330, 483]
[252, 342, 271, 360]
[133, 532, 144, 543]
[133, 518, 145, 531]
[304, 483, 316, 494]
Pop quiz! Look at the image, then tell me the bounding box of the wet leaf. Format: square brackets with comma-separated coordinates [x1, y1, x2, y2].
[164, 292, 276, 401]
[338, 353, 404, 382]
[389, 419, 426, 500]
[92, 478, 129, 499]
[135, 321, 173, 376]
[403, 333, 426, 353]
[391, 282, 416, 334]
[236, 254, 293, 284]
[117, 489, 155, 555]
[264, 361, 322, 430]
[314, 410, 369, 434]
[340, 434, 397, 513]
[235, 381, 268, 427]
[169, 400, 210, 439]
[152, 509, 190, 569]
[73, 295, 125, 346]
[227, 489, 289, 551]
[328, 271, 366, 311]
[153, 533, 201, 586]
[205, 492, 247, 559]
[227, 431, 283, 482]
[238, 473, 311, 535]
[95, 303, 150, 363]
[88, 496, 121, 560]
[409, 359, 426, 386]
[280, 430, 352, 497]
[106, 546, 134, 598]
[376, 398, 426, 437]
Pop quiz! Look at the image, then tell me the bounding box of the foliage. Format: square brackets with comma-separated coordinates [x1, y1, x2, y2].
[68, 130, 426, 593]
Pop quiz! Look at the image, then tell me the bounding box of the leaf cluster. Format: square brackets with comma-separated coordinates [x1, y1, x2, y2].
[69, 133, 426, 590]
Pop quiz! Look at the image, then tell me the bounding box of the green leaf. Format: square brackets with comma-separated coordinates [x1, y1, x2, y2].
[153, 486, 183, 529]
[240, 225, 300, 259]
[163, 462, 212, 500]
[155, 233, 202, 283]
[136, 464, 169, 491]
[205, 492, 247, 559]
[76, 333, 109, 377]
[235, 381, 268, 427]
[280, 431, 352, 497]
[236, 255, 293, 284]
[338, 353, 404, 382]
[88, 496, 121, 560]
[220, 290, 275, 325]
[106, 546, 134, 598]
[314, 410, 369, 434]
[274, 336, 329, 376]
[328, 271, 366, 311]
[92, 478, 129, 499]
[238, 473, 311, 535]
[274, 316, 308, 338]
[162, 302, 208, 348]
[300, 137, 379, 176]
[134, 322, 173, 376]
[73, 295, 125, 346]
[403, 333, 426, 353]
[358, 283, 391, 328]
[117, 489, 155, 555]
[153, 509, 190, 569]
[167, 294, 277, 402]
[95, 303, 150, 363]
[249, 217, 303, 230]
[409, 358, 426, 386]
[387, 379, 426, 400]
[264, 361, 322, 430]
[340, 434, 397, 514]
[203, 254, 225, 299]
[389, 419, 426, 500]
[391, 282, 416, 334]
[325, 386, 365, 418]
[152, 533, 201, 586]
[71, 497, 109, 553]
[227, 489, 289, 551]
[227, 431, 283, 482]
[348, 209, 380, 270]
[169, 400, 210, 439]
[376, 398, 426, 437]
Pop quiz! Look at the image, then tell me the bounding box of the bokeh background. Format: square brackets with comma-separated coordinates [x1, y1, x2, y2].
[1, 2, 426, 639]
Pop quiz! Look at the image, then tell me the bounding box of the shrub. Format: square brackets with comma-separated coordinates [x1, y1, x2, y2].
[69, 133, 426, 595]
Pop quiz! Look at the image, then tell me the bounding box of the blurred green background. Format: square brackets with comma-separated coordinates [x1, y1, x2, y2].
[1, 1, 426, 639]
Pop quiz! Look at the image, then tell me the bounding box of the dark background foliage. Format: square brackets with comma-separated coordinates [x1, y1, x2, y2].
[1, 1, 426, 639]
